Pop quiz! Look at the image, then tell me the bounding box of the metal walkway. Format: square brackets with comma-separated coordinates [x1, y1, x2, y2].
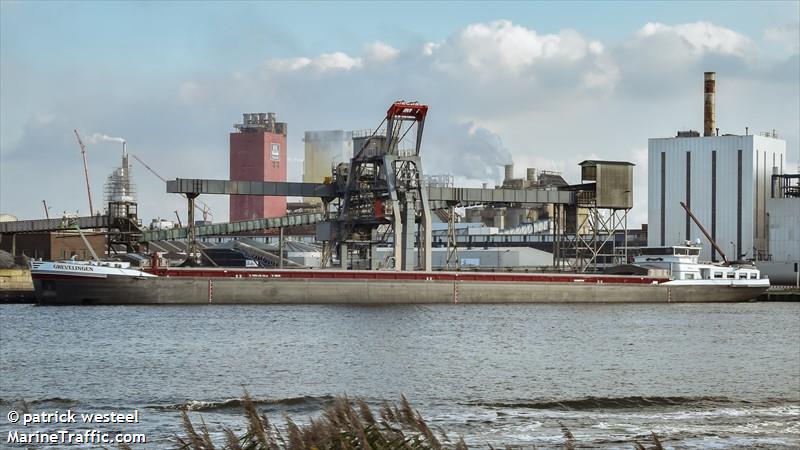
[166, 179, 576, 206]
[140, 212, 324, 242]
[0, 215, 112, 233]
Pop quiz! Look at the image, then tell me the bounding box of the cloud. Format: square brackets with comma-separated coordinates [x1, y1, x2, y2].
[266, 52, 362, 72]
[364, 41, 399, 62]
[2, 19, 797, 227]
[424, 122, 512, 182]
[636, 21, 754, 57]
[764, 22, 800, 54]
[446, 21, 591, 72]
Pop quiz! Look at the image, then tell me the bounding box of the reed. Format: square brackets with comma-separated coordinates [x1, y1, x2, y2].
[171, 392, 665, 450]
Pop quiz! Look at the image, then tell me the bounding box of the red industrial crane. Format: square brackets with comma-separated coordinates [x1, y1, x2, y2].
[73, 130, 94, 216]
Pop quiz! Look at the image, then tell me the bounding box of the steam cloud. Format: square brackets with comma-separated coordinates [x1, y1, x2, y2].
[87, 133, 126, 144]
[424, 121, 513, 183]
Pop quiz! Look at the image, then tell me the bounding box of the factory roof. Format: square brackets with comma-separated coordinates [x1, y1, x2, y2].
[578, 160, 635, 167]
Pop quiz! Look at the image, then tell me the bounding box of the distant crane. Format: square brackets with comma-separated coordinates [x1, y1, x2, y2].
[73, 130, 94, 216]
[42, 200, 50, 219]
[131, 154, 214, 223]
[174, 210, 183, 228]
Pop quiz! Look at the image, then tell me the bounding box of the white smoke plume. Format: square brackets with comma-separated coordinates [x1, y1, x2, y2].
[86, 133, 126, 144]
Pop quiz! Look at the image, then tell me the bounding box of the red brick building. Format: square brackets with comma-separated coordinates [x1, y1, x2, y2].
[229, 113, 287, 221]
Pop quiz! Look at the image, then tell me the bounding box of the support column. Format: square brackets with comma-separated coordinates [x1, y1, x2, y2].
[340, 242, 348, 270]
[370, 229, 379, 270]
[552, 205, 558, 269]
[279, 226, 284, 269]
[187, 193, 198, 265]
[445, 205, 459, 270]
[401, 197, 416, 271]
[418, 197, 432, 272]
[392, 200, 403, 270]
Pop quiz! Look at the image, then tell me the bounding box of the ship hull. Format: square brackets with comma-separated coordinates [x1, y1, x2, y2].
[32, 273, 767, 305]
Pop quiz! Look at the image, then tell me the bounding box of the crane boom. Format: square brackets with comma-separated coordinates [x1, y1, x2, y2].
[131, 153, 213, 222]
[73, 130, 94, 216]
[680, 201, 728, 262]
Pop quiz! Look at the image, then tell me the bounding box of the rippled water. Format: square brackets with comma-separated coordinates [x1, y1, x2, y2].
[1, 303, 798, 448]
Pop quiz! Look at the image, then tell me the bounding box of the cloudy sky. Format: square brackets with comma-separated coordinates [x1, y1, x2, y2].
[2, 1, 798, 226]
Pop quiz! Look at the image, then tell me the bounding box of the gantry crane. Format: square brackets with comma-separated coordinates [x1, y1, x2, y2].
[131, 154, 214, 222]
[322, 101, 432, 271]
[73, 130, 94, 216]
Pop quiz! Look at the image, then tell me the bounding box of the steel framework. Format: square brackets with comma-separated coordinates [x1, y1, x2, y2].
[321, 101, 433, 271]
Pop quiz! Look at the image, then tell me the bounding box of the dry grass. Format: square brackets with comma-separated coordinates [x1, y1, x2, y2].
[169, 392, 665, 450]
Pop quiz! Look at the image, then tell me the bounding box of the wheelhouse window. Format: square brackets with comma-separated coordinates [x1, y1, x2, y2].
[640, 247, 674, 255]
[726, 273, 735, 279]
[714, 272, 723, 279]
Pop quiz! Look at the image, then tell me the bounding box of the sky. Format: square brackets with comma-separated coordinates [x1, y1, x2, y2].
[1, 0, 799, 227]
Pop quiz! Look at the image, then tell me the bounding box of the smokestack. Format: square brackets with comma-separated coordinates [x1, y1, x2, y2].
[704, 72, 716, 137]
[504, 164, 514, 182]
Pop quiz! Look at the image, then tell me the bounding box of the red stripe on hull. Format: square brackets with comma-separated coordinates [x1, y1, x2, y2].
[144, 268, 669, 285]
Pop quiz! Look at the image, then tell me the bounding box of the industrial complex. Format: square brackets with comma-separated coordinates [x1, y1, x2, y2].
[1, 71, 798, 296]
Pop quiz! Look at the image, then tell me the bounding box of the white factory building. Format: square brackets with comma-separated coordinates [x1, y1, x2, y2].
[647, 72, 789, 262]
[648, 134, 786, 261]
[760, 175, 800, 284]
[302, 130, 353, 203]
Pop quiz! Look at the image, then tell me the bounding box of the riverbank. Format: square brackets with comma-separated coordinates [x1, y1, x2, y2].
[0, 269, 34, 303]
[759, 287, 800, 302]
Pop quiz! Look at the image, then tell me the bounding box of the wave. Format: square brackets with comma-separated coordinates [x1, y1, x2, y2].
[464, 395, 737, 410]
[0, 397, 80, 408]
[157, 395, 334, 412]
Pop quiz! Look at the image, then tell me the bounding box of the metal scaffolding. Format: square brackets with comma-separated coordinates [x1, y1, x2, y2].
[554, 161, 634, 272]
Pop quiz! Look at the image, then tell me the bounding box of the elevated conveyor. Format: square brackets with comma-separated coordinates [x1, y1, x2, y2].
[0, 215, 112, 233]
[166, 179, 575, 206]
[140, 213, 324, 242]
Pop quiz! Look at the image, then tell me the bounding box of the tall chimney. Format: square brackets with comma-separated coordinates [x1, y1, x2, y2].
[704, 72, 716, 137]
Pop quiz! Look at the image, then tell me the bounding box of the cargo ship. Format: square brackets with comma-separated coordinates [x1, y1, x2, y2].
[30, 245, 769, 305]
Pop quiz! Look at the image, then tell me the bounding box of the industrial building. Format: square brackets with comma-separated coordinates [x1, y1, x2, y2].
[104, 142, 142, 253]
[647, 72, 787, 262]
[0, 231, 105, 261]
[759, 174, 800, 284]
[303, 130, 353, 203]
[465, 163, 568, 229]
[229, 113, 287, 221]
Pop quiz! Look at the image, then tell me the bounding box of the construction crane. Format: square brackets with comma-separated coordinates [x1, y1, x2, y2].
[174, 211, 183, 228]
[73, 130, 94, 216]
[131, 154, 214, 222]
[42, 200, 50, 219]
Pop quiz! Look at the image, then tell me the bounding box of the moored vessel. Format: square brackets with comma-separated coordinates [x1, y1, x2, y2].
[30, 245, 769, 305]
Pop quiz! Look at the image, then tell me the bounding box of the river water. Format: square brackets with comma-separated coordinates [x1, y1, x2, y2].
[1, 302, 798, 449]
